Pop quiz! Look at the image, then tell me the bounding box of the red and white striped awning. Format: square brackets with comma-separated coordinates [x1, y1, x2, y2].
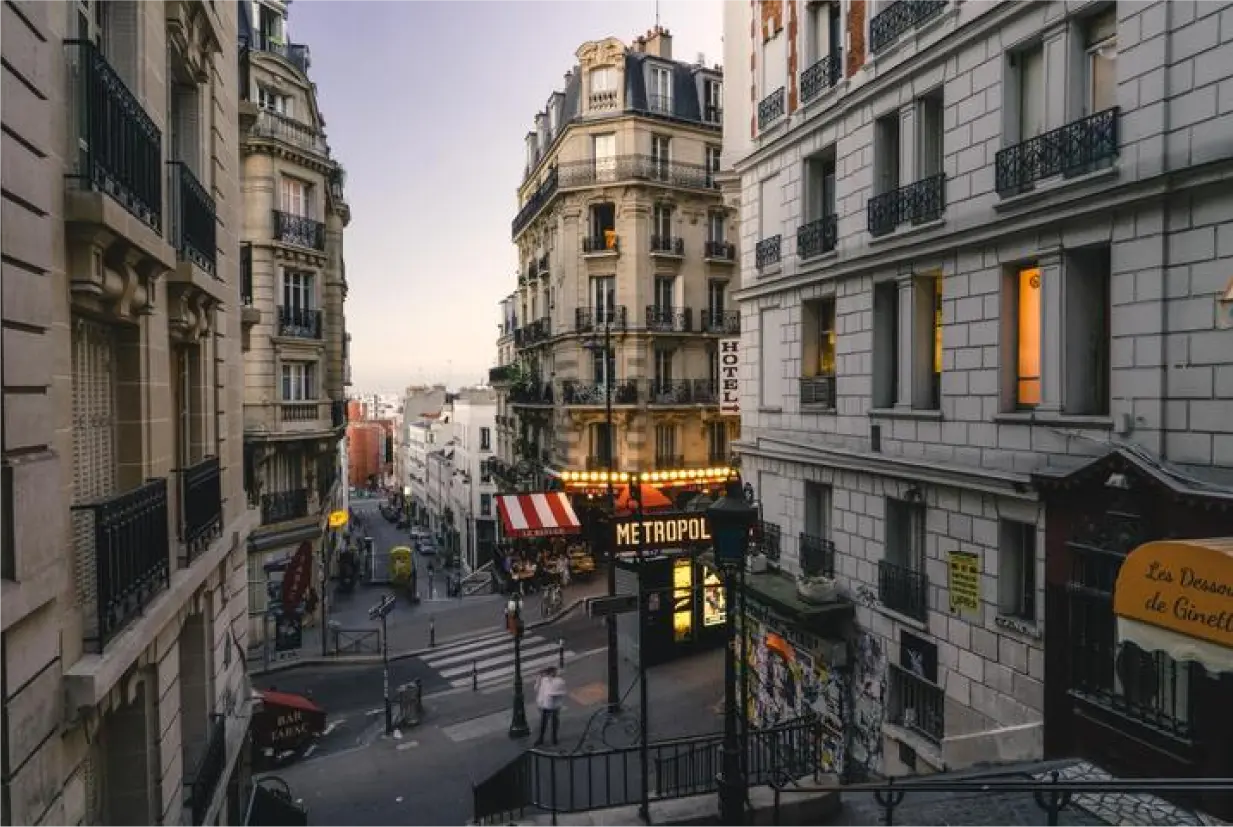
[496, 492, 582, 539]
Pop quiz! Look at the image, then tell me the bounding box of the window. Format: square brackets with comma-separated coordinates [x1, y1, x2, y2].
[759, 307, 786, 406]
[591, 276, 615, 320]
[480, 493, 492, 516]
[592, 346, 616, 385]
[804, 150, 837, 223]
[705, 145, 722, 186]
[1015, 43, 1045, 141]
[873, 113, 901, 196]
[588, 203, 616, 245]
[653, 348, 673, 386]
[280, 176, 311, 217]
[257, 86, 291, 116]
[652, 204, 673, 242]
[169, 77, 202, 170]
[916, 92, 944, 179]
[911, 274, 942, 410]
[759, 174, 781, 241]
[873, 281, 899, 408]
[282, 269, 314, 311]
[708, 211, 726, 244]
[762, 32, 786, 94]
[804, 481, 831, 538]
[655, 423, 677, 460]
[1063, 248, 1111, 415]
[480, 427, 491, 451]
[1084, 9, 1117, 115]
[592, 134, 617, 182]
[998, 520, 1036, 622]
[703, 78, 723, 122]
[651, 134, 671, 179]
[281, 362, 317, 401]
[707, 280, 726, 317]
[707, 421, 728, 461]
[802, 299, 836, 377]
[650, 65, 673, 113]
[1011, 266, 1042, 409]
[881, 498, 926, 619]
[654, 275, 675, 311]
[590, 422, 613, 463]
[590, 66, 615, 93]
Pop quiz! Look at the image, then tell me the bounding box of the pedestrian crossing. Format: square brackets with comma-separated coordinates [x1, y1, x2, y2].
[418, 630, 576, 690]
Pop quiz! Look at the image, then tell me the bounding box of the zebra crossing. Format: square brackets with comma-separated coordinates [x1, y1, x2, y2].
[418, 629, 576, 690]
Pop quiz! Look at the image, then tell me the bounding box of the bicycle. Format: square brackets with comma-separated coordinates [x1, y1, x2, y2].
[541, 581, 563, 618]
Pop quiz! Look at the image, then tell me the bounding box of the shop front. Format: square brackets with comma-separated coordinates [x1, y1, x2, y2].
[494, 492, 591, 591]
[1037, 449, 1233, 820]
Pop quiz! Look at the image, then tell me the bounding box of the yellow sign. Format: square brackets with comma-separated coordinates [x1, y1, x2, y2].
[673, 558, 693, 643]
[1113, 539, 1233, 649]
[328, 510, 349, 529]
[947, 551, 981, 615]
[614, 513, 711, 551]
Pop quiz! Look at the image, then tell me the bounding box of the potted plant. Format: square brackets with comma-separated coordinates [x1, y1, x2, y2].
[796, 571, 838, 604]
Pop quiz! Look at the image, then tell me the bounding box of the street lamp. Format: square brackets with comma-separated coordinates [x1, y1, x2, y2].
[506, 594, 531, 738]
[706, 479, 758, 826]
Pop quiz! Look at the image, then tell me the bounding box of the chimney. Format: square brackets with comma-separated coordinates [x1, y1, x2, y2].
[631, 35, 646, 54]
[645, 25, 672, 60]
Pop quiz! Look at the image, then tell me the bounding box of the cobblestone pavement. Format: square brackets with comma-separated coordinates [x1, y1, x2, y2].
[1040, 761, 1230, 827]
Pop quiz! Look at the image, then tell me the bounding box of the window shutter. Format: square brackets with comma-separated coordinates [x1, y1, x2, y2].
[71, 318, 118, 609]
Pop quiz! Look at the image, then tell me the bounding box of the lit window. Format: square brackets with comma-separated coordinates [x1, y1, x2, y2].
[1016, 267, 1042, 408]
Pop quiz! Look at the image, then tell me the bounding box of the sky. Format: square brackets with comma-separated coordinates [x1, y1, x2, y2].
[289, 0, 725, 393]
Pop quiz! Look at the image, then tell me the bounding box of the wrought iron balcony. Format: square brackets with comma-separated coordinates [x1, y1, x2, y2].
[277, 306, 322, 338]
[575, 306, 627, 333]
[755, 235, 782, 268]
[241, 243, 254, 306]
[331, 399, 348, 429]
[878, 559, 928, 620]
[168, 162, 217, 274]
[515, 318, 552, 349]
[799, 533, 836, 577]
[758, 87, 786, 130]
[704, 241, 736, 262]
[562, 380, 639, 405]
[646, 306, 692, 333]
[248, 31, 311, 75]
[801, 53, 843, 104]
[250, 109, 329, 155]
[73, 478, 170, 650]
[650, 235, 685, 256]
[890, 664, 945, 743]
[273, 210, 326, 251]
[281, 403, 319, 423]
[995, 108, 1119, 196]
[798, 214, 838, 259]
[179, 456, 222, 560]
[752, 520, 782, 562]
[700, 309, 740, 334]
[648, 379, 693, 405]
[870, 0, 948, 54]
[800, 374, 837, 408]
[867, 173, 946, 238]
[692, 379, 719, 404]
[65, 40, 163, 231]
[511, 167, 559, 239]
[189, 714, 226, 825]
[261, 489, 309, 525]
[582, 234, 620, 254]
[508, 381, 554, 405]
[655, 454, 684, 470]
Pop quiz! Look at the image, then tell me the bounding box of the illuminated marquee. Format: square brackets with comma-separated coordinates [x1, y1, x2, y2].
[613, 513, 712, 551]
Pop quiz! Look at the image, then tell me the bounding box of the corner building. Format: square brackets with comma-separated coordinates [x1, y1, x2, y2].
[724, 0, 1233, 802]
[496, 27, 741, 493]
[2, 0, 253, 822]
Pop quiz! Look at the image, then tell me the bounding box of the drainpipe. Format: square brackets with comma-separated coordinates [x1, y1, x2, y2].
[1156, 0, 1175, 461]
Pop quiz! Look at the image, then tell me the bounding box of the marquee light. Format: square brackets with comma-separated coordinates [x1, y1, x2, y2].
[559, 466, 739, 490]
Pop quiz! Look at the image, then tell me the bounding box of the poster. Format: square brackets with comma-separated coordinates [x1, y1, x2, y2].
[719, 337, 740, 416]
[703, 566, 726, 627]
[947, 551, 981, 615]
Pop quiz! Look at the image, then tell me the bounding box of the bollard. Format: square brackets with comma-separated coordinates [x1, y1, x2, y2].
[472, 660, 478, 691]
[558, 638, 565, 668]
[429, 616, 436, 647]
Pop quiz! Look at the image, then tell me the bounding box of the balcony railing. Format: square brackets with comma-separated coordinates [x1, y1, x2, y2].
[331, 399, 348, 429]
[251, 109, 329, 155]
[512, 167, 559, 239]
[655, 454, 684, 470]
[277, 306, 323, 338]
[870, 0, 948, 54]
[261, 489, 309, 525]
[179, 456, 222, 560]
[755, 235, 782, 268]
[798, 214, 838, 259]
[508, 382, 554, 406]
[890, 664, 945, 743]
[650, 235, 685, 256]
[752, 520, 782, 562]
[72, 479, 170, 650]
[280, 402, 319, 422]
[801, 53, 843, 104]
[878, 559, 928, 621]
[189, 714, 227, 825]
[515, 318, 552, 348]
[646, 306, 693, 333]
[167, 161, 218, 274]
[700, 309, 740, 335]
[800, 375, 837, 408]
[994, 108, 1119, 195]
[647, 93, 674, 115]
[704, 241, 736, 262]
[562, 380, 639, 406]
[799, 533, 836, 577]
[758, 87, 786, 130]
[241, 243, 254, 306]
[65, 40, 163, 231]
[692, 379, 718, 404]
[248, 31, 311, 75]
[273, 210, 326, 251]
[867, 173, 946, 238]
[648, 379, 693, 405]
[575, 306, 627, 333]
[583, 234, 620, 254]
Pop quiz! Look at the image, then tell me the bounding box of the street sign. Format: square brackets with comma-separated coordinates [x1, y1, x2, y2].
[587, 594, 639, 618]
[368, 594, 395, 620]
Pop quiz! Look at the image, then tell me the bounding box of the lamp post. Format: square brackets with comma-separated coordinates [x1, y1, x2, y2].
[506, 593, 531, 738]
[586, 317, 620, 711]
[706, 479, 758, 826]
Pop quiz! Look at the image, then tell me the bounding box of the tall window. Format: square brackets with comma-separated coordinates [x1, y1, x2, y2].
[590, 422, 613, 463]
[873, 282, 899, 408]
[653, 348, 673, 386]
[592, 133, 617, 182]
[708, 211, 726, 244]
[591, 276, 615, 320]
[592, 346, 615, 385]
[655, 423, 677, 461]
[708, 280, 726, 318]
[651, 134, 672, 179]
[705, 145, 722, 186]
[804, 150, 837, 223]
[281, 362, 317, 401]
[653, 204, 673, 241]
[280, 176, 311, 217]
[480, 493, 492, 516]
[480, 427, 491, 451]
[282, 270, 314, 311]
[1017, 43, 1045, 141]
[707, 421, 728, 461]
[1013, 266, 1042, 409]
[257, 86, 291, 116]
[998, 520, 1037, 622]
[589, 203, 616, 246]
[916, 92, 944, 179]
[654, 275, 675, 310]
[1064, 248, 1111, 415]
[803, 299, 837, 377]
[873, 113, 900, 196]
[1084, 9, 1117, 115]
[704, 79, 723, 122]
[590, 66, 615, 93]
[650, 65, 673, 113]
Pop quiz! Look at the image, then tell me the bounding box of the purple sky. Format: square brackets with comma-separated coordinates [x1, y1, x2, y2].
[290, 0, 723, 392]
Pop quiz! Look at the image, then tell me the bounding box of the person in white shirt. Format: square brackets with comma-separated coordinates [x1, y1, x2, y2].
[533, 667, 567, 747]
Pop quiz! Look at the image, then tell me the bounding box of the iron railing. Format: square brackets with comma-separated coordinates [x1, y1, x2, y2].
[704, 240, 736, 261]
[878, 559, 929, 620]
[700, 309, 740, 334]
[647, 93, 674, 115]
[797, 214, 838, 259]
[692, 379, 719, 403]
[646, 306, 692, 333]
[515, 318, 552, 348]
[190, 714, 226, 825]
[241, 243, 254, 306]
[489, 365, 517, 384]
[870, 0, 948, 53]
[867, 173, 946, 237]
[575, 306, 627, 332]
[582, 234, 620, 254]
[180, 456, 222, 560]
[250, 109, 329, 155]
[889, 663, 945, 743]
[73, 478, 170, 650]
[753, 520, 782, 562]
[650, 235, 684, 255]
[647, 379, 692, 405]
[261, 489, 309, 525]
[272, 210, 326, 251]
[756, 235, 783, 268]
[277, 306, 322, 339]
[758, 87, 786, 130]
[995, 108, 1119, 195]
[704, 104, 723, 124]
[509, 382, 554, 405]
[800, 52, 843, 103]
[799, 533, 836, 577]
[800, 375, 837, 408]
[281, 403, 318, 422]
[167, 161, 217, 274]
[247, 31, 311, 75]
[65, 40, 163, 231]
[654, 454, 684, 470]
[562, 380, 639, 406]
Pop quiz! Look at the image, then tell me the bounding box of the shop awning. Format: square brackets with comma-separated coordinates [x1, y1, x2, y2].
[1113, 538, 1233, 675]
[497, 492, 582, 539]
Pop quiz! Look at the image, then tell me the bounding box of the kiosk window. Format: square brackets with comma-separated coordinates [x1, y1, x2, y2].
[673, 558, 694, 642]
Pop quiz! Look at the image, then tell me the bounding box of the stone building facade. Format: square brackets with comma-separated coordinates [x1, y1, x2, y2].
[238, 0, 351, 653]
[2, 0, 253, 822]
[724, 0, 1233, 780]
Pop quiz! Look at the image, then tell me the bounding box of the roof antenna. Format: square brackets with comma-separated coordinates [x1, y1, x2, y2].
[655, 0, 660, 28]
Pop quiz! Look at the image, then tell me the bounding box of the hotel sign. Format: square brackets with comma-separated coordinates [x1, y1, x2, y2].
[613, 512, 712, 551]
[719, 337, 740, 416]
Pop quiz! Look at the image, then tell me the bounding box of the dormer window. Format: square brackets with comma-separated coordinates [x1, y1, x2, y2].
[589, 67, 617, 111]
[703, 78, 723, 123]
[649, 65, 673, 114]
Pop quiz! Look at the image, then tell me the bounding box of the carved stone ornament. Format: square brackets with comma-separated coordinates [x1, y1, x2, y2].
[168, 284, 215, 343]
[166, 1, 221, 84]
[67, 228, 166, 321]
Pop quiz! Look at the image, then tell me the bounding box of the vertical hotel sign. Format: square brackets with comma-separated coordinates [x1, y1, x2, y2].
[719, 337, 740, 416]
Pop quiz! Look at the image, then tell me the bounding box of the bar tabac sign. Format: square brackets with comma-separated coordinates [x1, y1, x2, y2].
[613, 512, 712, 552]
[719, 337, 740, 416]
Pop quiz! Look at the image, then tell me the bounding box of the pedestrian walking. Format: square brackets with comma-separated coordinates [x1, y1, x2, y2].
[533, 667, 567, 747]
